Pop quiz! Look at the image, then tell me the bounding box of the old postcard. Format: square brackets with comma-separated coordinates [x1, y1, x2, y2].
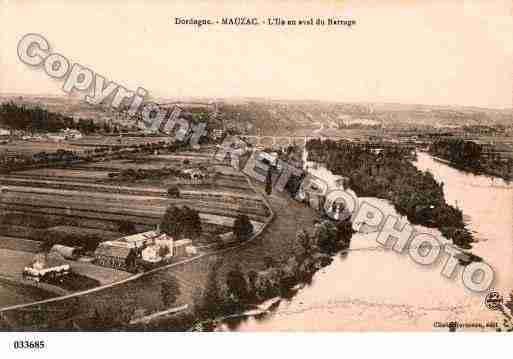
[0, 0, 512, 342]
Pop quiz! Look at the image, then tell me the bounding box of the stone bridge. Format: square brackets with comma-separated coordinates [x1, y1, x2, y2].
[240, 135, 418, 151]
[241, 135, 341, 148]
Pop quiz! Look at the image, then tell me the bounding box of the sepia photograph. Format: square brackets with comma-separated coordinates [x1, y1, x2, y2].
[0, 0, 512, 355]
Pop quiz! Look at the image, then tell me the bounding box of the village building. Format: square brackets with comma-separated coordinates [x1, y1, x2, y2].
[140, 232, 174, 263]
[174, 239, 193, 257]
[107, 230, 159, 249]
[46, 134, 66, 142]
[95, 230, 196, 270]
[182, 168, 207, 180]
[94, 229, 197, 270]
[60, 128, 83, 139]
[218, 231, 236, 245]
[210, 128, 226, 141]
[141, 245, 162, 263]
[94, 243, 137, 271]
[50, 244, 79, 260]
[23, 252, 71, 282]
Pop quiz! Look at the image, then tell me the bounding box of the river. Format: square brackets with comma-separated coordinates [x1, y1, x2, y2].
[218, 152, 513, 331]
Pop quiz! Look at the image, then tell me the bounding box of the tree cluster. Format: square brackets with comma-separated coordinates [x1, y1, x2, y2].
[160, 205, 202, 239]
[307, 139, 473, 248]
[233, 214, 254, 240]
[0, 102, 100, 133]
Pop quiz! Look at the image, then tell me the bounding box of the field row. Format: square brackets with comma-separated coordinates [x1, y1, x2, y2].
[0, 195, 269, 226]
[0, 236, 44, 253]
[0, 182, 267, 214]
[0, 190, 269, 220]
[0, 210, 231, 238]
[0, 176, 262, 203]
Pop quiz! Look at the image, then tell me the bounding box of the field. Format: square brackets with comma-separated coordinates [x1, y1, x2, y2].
[0, 247, 130, 289]
[0, 176, 318, 329]
[68, 135, 172, 147]
[0, 135, 177, 157]
[0, 144, 270, 301]
[0, 140, 88, 156]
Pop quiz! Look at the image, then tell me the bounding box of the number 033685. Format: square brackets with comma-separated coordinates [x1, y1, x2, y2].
[12, 340, 45, 350]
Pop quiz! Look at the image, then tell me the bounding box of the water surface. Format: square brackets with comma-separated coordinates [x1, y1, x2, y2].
[220, 152, 513, 331]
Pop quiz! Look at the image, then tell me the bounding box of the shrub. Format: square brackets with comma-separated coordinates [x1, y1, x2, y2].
[161, 277, 180, 307]
[158, 245, 170, 258]
[233, 214, 253, 240]
[118, 220, 136, 235]
[160, 205, 202, 239]
[226, 265, 249, 302]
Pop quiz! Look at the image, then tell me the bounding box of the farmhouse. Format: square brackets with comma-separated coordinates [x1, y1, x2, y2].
[140, 232, 174, 263]
[94, 243, 137, 271]
[210, 128, 226, 141]
[46, 134, 66, 142]
[141, 245, 162, 263]
[50, 244, 78, 260]
[182, 168, 207, 180]
[109, 230, 160, 249]
[23, 252, 71, 282]
[174, 238, 193, 257]
[60, 128, 83, 139]
[97, 230, 193, 269]
[218, 231, 235, 245]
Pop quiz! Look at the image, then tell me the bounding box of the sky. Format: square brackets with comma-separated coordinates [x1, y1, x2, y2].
[1, 0, 512, 109]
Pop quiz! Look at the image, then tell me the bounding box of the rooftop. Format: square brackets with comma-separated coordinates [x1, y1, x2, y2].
[95, 243, 133, 259]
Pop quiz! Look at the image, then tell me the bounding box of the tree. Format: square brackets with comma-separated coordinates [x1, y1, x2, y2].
[181, 206, 201, 238]
[89, 294, 136, 330]
[247, 270, 259, 298]
[265, 167, 273, 195]
[193, 257, 224, 319]
[160, 205, 183, 238]
[167, 185, 180, 198]
[233, 214, 253, 240]
[161, 277, 180, 307]
[160, 205, 202, 240]
[158, 245, 170, 258]
[226, 264, 248, 302]
[118, 220, 135, 235]
[316, 220, 339, 254]
[263, 256, 276, 269]
[336, 218, 354, 248]
[295, 229, 312, 255]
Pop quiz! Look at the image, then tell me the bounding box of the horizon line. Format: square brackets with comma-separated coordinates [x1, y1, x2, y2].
[0, 92, 512, 112]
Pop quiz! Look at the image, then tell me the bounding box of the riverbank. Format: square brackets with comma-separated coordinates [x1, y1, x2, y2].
[429, 138, 512, 182]
[130, 177, 352, 331]
[431, 154, 511, 182]
[306, 139, 474, 249]
[0, 164, 275, 329]
[217, 152, 513, 331]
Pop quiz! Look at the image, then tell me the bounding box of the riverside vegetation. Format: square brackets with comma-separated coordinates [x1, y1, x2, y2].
[429, 138, 513, 181]
[143, 213, 354, 331]
[306, 139, 474, 249]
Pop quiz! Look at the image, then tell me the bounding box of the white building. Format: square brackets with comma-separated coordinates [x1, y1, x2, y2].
[108, 230, 160, 249]
[23, 253, 71, 282]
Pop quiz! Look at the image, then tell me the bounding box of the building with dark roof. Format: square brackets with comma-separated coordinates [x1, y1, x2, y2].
[94, 243, 137, 271]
